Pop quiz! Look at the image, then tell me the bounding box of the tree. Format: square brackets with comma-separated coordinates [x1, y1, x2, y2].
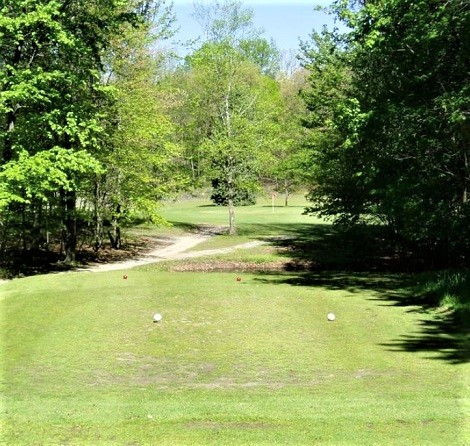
[299, 27, 357, 219]
[0, 1, 176, 261]
[96, 1, 184, 249]
[192, 0, 261, 44]
[167, 0, 285, 235]
[239, 37, 281, 78]
[302, 0, 470, 262]
[268, 67, 310, 206]
[348, 0, 469, 260]
[210, 176, 256, 206]
[188, 40, 281, 234]
[0, 0, 131, 261]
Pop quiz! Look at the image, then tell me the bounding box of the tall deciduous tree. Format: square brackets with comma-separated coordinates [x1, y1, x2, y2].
[268, 67, 310, 206]
[189, 40, 282, 234]
[300, 27, 358, 220]
[0, 1, 174, 261]
[192, 0, 261, 44]
[302, 0, 470, 262]
[350, 0, 469, 258]
[0, 0, 126, 261]
[96, 1, 184, 249]
[173, 0, 284, 234]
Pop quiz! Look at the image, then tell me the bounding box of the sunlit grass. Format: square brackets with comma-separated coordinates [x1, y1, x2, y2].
[1, 194, 469, 445]
[134, 194, 323, 253]
[1, 268, 468, 445]
[157, 193, 321, 232]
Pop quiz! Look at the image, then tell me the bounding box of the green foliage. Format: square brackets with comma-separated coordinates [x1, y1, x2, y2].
[168, 2, 288, 234]
[238, 37, 281, 77]
[267, 68, 311, 204]
[104, 21, 186, 214]
[302, 0, 470, 262]
[0, 1, 182, 256]
[413, 270, 470, 316]
[0, 148, 103, 209]
[210, 177, 256, 206]
[0, 1, 139, 246]
[300, 27, 352, 131]
[300, 27, 364, 222]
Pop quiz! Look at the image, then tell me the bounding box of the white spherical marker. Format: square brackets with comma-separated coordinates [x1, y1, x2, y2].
[327, 312, 336, 321]
[153, 313, 162, 323]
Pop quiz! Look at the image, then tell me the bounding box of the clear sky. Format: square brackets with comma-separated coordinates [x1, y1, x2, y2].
[169, 1, 338, 55]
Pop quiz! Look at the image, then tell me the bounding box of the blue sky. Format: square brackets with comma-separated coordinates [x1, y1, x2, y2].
[169, 1, 338, 55]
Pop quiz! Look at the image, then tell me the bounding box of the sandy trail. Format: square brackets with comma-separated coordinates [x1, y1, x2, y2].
[0, 232, 266, 282]
[80, 234, 265, 273]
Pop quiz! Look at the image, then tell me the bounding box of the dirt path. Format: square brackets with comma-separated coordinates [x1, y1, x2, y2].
[0, 230, 268, 283]
[79, 234, 266, 273]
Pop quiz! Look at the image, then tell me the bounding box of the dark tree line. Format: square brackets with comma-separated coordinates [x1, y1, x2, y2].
[2, 0, 468, 271]
[301, 0, 470, 265]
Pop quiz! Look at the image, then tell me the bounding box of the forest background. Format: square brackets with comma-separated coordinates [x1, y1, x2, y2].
[0, 0, 468, 271]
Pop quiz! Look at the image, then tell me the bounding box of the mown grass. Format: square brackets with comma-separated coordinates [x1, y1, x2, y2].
[126, 194, 318, 253]
[159, 195, 321, 231]
[1, 270, 468, 445]
[1, 195, 469, 445]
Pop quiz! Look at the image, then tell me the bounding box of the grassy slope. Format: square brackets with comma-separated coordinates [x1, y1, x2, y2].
[157, 194, 323, 233]
[1, 196, 469, 445]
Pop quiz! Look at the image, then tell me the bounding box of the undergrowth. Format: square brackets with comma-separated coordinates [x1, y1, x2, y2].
[414, 269, 470, 321]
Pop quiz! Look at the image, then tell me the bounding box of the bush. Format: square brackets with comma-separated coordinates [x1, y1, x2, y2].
[210, 179, 256, 206]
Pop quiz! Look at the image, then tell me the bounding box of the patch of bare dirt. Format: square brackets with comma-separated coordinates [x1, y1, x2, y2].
[79, 233, 213, 272]
[168, 260, 288, 272]
[0, 226, 307, 280]
[83, 236, 172, 263]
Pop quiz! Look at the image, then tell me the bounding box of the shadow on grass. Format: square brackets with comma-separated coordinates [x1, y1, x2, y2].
[379, 312, 469, 364]
[370, 276, 470, 365]
[169, 221, 228, 235]
[168, 221, 209, 232]
[250, 222, 469, 365]
[247, 222, 403, 271]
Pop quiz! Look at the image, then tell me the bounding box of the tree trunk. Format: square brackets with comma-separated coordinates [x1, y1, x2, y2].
[462, 122, 469, 204]
[222, 74, 237, 234]
[284, 180, 290, 207]
[93, 179, 104, 251]
[108, 203, 122, 249]
[228, 196, 236, 235]
[227, 179, 236, 235]
[95, 213, 104, 251]
[62, 190, 77, 263]
[3, 108, 16, 163]
[108, 221, 122, 249]
[31, 200, 43, 250]
[464, 148, 468, 204]
[21, 204, 27, 251]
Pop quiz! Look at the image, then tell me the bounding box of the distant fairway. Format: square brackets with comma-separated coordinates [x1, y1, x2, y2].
[1, 197, 468, 445]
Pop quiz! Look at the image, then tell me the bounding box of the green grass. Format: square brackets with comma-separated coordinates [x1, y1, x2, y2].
[1, 195, 469, 445]
[158, 194, 322, 232]
[1, 271, 468, 445]
[412, 270, 470, 315]
[139, 194, 324, 256]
